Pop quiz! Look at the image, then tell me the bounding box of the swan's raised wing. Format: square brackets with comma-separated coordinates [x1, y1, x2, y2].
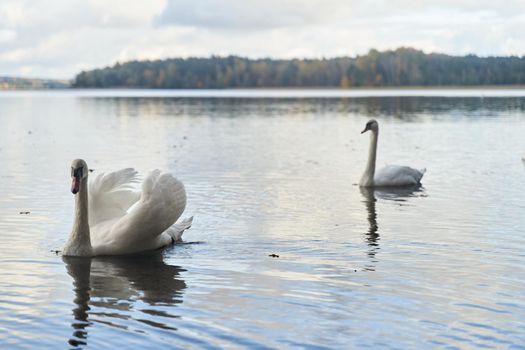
[102, 170, 187, 251]
[88, 168, 140, 227]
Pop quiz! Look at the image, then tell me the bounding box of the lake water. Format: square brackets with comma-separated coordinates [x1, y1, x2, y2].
[0, 89, 524, 349]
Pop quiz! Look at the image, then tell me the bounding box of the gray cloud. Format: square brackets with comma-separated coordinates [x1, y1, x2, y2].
[0, 0, 524, 78]
[154, 0, 344, 30]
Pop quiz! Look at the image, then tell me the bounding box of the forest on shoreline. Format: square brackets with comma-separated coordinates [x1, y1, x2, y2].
[73, 48, 525, 89]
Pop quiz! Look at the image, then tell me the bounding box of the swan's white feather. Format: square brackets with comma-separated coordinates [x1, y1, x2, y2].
[88, 168, 140, 227]
[88, 169, 190, 255]
[166, 216, 194, 242]
[374, 165, 426, 187]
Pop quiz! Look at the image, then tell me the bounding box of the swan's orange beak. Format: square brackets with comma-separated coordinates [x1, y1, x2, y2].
[361, 126, 370, 134]
[71, 177, 80, 194]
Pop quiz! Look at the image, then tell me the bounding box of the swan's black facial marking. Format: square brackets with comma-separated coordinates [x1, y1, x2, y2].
[70, 166, 84, 194]
[361, 120, 377, 134]
[71, 167, 84, 179]
[361, 122, 372, 134]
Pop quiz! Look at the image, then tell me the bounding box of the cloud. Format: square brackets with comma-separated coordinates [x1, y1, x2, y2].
[155, 0, 525, 30]
[0, 0, 525, 78]
[155, 0, 343, 30]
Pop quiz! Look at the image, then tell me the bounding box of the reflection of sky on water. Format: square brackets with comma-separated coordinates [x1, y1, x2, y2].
[0, 92, 524, 349]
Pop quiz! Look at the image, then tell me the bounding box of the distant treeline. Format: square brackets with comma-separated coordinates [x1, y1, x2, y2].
[73, 48, 525, 88]
[0, 76, 69, 90]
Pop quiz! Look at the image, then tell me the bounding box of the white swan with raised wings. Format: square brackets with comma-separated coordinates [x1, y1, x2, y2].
[63, 159, 192, 256]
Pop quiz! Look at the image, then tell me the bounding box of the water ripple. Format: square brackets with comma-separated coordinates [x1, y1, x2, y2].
[1, 94, 525, 349]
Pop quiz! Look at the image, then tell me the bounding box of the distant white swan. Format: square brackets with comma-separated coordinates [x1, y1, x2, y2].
[63, 159, 192, 256]
[360, 119, 425, 187]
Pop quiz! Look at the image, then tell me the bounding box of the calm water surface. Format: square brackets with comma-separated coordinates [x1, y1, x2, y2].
[0, 90, 524, 349]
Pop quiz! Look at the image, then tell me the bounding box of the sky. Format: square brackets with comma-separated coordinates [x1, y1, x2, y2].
[1, 0, 524, 79]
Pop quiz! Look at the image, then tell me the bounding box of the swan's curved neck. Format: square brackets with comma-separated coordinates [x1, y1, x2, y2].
[360, 130, 378, 187]
[64, 178, 92, 256]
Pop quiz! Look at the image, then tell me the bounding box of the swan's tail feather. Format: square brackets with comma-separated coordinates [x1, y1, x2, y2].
[417, 168, 426, 183]
[166, 216, 193, 242]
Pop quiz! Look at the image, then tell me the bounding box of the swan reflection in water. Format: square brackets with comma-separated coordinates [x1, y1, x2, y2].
[63, 252, 186, 348]
[360, 186, 424, 271]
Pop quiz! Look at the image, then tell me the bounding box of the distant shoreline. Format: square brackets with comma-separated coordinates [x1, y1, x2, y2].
[5, 85, 525, 91]
[3, 87, 525, 98]
[72, 49, 525, 89]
